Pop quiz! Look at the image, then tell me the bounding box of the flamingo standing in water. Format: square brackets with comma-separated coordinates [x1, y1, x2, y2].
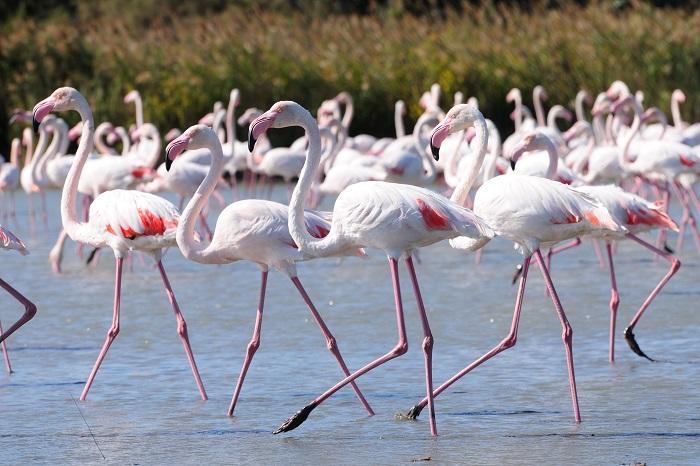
[0, 225, 37, 374]
[32, 87, 207, 401]
[404, 112, 627, 426]
[165, 124, 374, 418]
[0, 138, 21, 218]
[249, 101, 493, 436]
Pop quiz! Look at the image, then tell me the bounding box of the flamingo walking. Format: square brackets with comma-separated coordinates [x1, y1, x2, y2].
[249, 102, 493, 436]
[33, 87, 207, 401]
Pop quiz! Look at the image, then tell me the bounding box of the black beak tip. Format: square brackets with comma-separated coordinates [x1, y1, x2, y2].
[165, 154, 173, 172]
[430, 144, 440, 161]
[33, 118, 40, 133]
[248, 136, 256, 153]
[510, 159, 516, 170]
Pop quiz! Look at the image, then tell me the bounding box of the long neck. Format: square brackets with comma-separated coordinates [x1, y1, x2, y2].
[412, 114, 438, 184]
[542, 138, 559, 180]
[226, 90, 239, 145]
[177, 137, 226, 263]
[395, 103, 405, 138]
[547, 109, 560, 132]
[142, 130, 161, 168]
[592, 113, 605, 145]
[118, 129, 131, 156]
[572, 126, 596, 174]
[341, 97, 353, 130]
[10, 139, 19, 167]
[533, 88, 546, 127]
[56, 120, 69, 156]
[450, 117, 488, 207]
[135, 96, 143, 128]
[618, 103, 641, 172]
[94, 124, 115, 155]
[62, 100, 95, 240]
[512, 93, 522, 132]
[482, 120, 501, 184]
[671, 94, 683, 129]
[443, 131, 466, 188]
[34, 126, 60, 180]
[575, 92, 587, 122]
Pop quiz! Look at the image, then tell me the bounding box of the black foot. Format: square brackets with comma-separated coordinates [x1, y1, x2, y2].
[663, 242, 674, 254]
[86, 248, 100, 265]
[273, 401, 318, 434]
[511, 264, 523, 285]
[624, 327, 654, 362]
[405, 404, 424, 420]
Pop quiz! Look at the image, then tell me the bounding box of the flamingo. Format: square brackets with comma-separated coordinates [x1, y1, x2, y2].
[249, 101, 493, 436]
[0, 225, 37, 374]
[0, 138, 21, 218]
[33, 87, 207, 401]
[404, 111, 627, 426]
[165, 123, 374, 418]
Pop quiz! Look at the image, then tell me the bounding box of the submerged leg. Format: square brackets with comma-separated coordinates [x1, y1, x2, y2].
[623, 234, 681, 361]
[80, 258, 123, 400]
[228, 271, 268, 416]
[405, 256, 531, 420]
[273, 257, 409, 434]
[291, 276, 374, 416]
[156, 261, 208, 400]
[1, 320, 12, 374]
[605, 243, 620, 362]
[405, 256, 438, 436]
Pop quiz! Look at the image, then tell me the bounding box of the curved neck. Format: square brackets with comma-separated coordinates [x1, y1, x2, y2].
[10, 139, 20, 167]
[443, 131, 466, 188]
[533, 88, 546, 127]
[575, 92, 587, 122]
[542, 138, 559, 180]
[94, 124, 116, 155]
[547, 108, 563, 133]
[117, 128, 131, 156]
[340, 96, 353, 130]
[395, 103, 405, 138]
[134, 96, 143, 128]
[141, 127, 162, 168]
[412, 113, 438, 184]
[482, 120, 501, 184]
[62, 98, 95, 240]
[618, 102, 642, 172]
[226, 91, 239, 145]
[177, 135, 226, 263]
[671, 94, 684, 129]
[450, 117, 488, 207]
[512, 93, 522, 132]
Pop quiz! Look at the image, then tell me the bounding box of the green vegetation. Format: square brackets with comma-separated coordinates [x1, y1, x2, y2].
[2, 1, 700, 151]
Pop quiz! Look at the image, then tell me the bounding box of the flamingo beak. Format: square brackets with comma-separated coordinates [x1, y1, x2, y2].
[429, 118, 452, 161]
[165, 135, 190, 171]
[32, 98, 55, 133]
[248, 110, 277, 153]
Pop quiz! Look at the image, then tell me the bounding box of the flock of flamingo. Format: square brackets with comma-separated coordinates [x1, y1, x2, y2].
[0, 79, 697, 437]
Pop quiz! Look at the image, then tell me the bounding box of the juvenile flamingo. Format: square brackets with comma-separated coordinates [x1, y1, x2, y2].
[0, 225, 37, 374]
[405, 112, 626, 426]
[165, 124, 374, 418]
[33, 87, 207, 401]
[250, 101, 493, 436]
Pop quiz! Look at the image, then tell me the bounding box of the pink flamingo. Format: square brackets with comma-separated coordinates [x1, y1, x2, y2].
[0, 138, 21, 218]
[405, 113, 627, 426]
[0, 225, 37, 374]
[33, 87, 207, 401]
[165, 124, 374, 419]
[250, 102, 494, 436]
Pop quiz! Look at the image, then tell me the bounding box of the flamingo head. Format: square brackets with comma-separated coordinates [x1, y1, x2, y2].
[9, 109, 32, 126]
[591, 93, 613, 116]
[124, 90, 140, 104]
[238, 107, 263, 127]
[611, 95, 636, 115]
[334, 91, 351, 105]
[106, 130, 119, 145]
[164, 128, 182, 143]
[672, 89, 686, 103]
[429, 104, 485, 161]
[577, 89, 592, 105]
[248, 101, 305, 152]
[33, 87, 85, 133]
[563, 121, 591, 143]
[230, 88, 240, 107]
[606, 80, 630, 101]
[165, 124, 217, 171]
[551, 105, 573, 122]
[506, 88, 520, 103]
[509, 132, 553, 170]
[534, 85, 548, 101]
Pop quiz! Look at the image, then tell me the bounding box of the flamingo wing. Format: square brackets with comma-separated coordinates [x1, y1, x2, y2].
[0, 225, 28, 255]
[91, 190, 179, 240]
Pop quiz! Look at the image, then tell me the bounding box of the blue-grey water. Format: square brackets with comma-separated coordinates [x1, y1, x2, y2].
[0, 187, 698, 465]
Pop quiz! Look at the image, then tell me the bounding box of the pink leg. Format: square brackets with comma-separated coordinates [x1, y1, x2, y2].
[156, 261, 208, 400]
[671, 183, 700, 253]
[405, 256, 531, 420]
[273, 257, 409, 434]
[623, 234, 681, 361]
[545, 238, 582, 296]
[40, 190, 48, 228]
[474, 248, 483, 265]
[80, 258, 123, 400]
[1, 320, 12, 374]
[605, 243, 619, 363]
[198, 212, 213, 241]
[655, 188, 671, 253]
[592, 239, 606, 269]
[291, 276, 374, 415]
[228, 271, 268, 416]
[0, 278, 38, 350]
[405, 257, 437, 436]
[211, 189, 226, 208]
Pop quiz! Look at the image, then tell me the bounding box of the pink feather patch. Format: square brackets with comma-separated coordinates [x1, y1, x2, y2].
[416, 198, 451, 230]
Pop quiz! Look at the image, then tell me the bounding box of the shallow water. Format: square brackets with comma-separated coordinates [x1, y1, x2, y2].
[0, 187, 698, 465]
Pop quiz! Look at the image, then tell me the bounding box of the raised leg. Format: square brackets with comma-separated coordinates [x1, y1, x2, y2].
[156, 261, 208, 400]
[605, 243, 619, 362]
[534, 250, 581, 423]
[291, 276, 374, 416]
[624, 234, 681, 361]
[0, 278, 38, 349]
[1, 320, 12, 374]
[228, 271, 268, 416]
[80, 257, 123, 400]
[405, 256, 437, 436]
[273, 257, 409, 434]
[405, 256, 531, 420]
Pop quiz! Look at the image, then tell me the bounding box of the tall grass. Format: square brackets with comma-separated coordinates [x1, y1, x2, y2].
[2, 1, 700, 151]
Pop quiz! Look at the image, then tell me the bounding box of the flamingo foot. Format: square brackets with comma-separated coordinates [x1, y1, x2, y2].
[624, 327, 654, 362]
[511, 264, 523, 285]
[405, 403, 424, 420]
[273, 401, 318, 434]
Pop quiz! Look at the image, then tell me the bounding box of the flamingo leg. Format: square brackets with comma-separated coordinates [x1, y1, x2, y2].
[623, 234, 681, 361]
[198, 212, 213, 241]
[1, 320, 13, 374]
[80, 257, 123, 400]
[273, 257, 408, 434]
[0, 277, 37, 350]
[605, 243, 620, 363]
[405, 256, 437, 436]
[534, 249, 581, 423]
[655, 187, 671, 253]
[671, 183, 700, 253]
[49, 229, 69, 274]
[405, 256, 530, 420]
[291, 275, 375, 416]
[545, 238, 582, 296]
[40, 190, 48, 228]
[228, 271, 268, 416]
[592, 239, 606, 268]
[156, 261, 208, 400]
